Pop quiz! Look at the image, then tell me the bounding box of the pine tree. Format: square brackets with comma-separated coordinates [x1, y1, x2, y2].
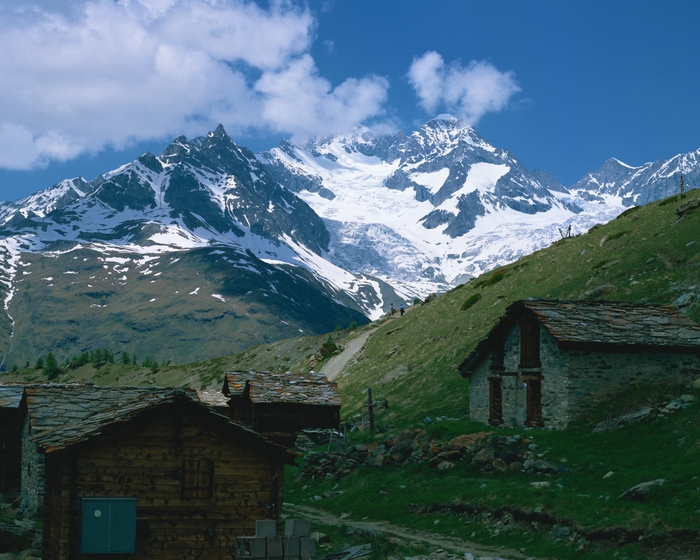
[680, 174, 685, 195]
[121, 351, 131, 365]
[43, 352, 60, 379]
[35, 356, 44, 369]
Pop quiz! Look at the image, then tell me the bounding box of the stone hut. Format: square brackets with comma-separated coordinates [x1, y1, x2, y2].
[17, 384, 295, 559]
[222, 371, 342, 446]
[459, 299, 700, 429]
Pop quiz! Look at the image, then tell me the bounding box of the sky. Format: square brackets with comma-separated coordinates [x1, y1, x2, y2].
[0, 0, 699, 201]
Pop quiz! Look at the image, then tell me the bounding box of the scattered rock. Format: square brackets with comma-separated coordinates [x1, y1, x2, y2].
[676, 197, 700, 217]
[302, 429, 474, 479]
[593, 395, 695, 433]
[619, 479, 665, 501]
[448, 432, 493, 448]
[593, 406, 655, 432]
[471, 435, 567, 476]
[530, 481, 550, 489]
[580, 283, 617, 299]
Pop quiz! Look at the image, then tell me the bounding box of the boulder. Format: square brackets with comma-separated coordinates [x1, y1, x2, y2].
[619, 479, 665, 501]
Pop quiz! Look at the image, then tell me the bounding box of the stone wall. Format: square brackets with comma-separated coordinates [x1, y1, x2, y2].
[20, 415, 44, 515]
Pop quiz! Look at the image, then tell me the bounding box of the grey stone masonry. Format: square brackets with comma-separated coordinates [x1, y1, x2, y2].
[20, 415, 44, 515]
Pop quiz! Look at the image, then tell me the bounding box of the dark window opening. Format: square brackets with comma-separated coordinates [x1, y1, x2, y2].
[525, 378, 543, 427]
[520, 321, 541, 368]
[488, 378, 503, 425]
[181, 459, 214, 499]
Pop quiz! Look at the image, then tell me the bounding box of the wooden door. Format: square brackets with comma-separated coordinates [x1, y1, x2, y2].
[525, 378, 543, 426]
[488, 378, 503, 425]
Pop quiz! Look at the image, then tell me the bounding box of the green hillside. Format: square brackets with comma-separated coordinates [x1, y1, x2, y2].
[332, 191, 700, 426]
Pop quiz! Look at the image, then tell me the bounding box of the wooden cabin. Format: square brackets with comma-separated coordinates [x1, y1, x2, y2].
[460, 299, 700, 429]
[17, 384, 294, 559]
[222, 371, 342, 446]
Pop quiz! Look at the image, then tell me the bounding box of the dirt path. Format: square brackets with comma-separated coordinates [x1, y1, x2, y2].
[320, 327, 378, 381]
[283, 503, 540, 559]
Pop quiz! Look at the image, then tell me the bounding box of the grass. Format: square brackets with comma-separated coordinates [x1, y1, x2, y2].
[286, 387, 700, 559]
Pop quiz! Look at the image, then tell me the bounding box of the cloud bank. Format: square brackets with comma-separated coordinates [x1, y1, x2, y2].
[408, 51, 520, 126]
[0, 0, 390, 170]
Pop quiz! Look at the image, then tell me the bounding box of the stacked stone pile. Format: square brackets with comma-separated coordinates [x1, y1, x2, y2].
[471, 435, 569, 476]
[301, 430, 492, 479]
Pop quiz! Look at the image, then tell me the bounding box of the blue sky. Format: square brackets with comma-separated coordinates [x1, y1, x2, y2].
[0, 0, 699, 201]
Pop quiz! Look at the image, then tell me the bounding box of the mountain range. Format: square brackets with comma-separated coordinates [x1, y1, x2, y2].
[0, 117, 696, 367]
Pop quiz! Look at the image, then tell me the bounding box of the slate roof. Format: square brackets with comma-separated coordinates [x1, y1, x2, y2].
[223, 371, 342, 407]
[22, 384, 295, 460]
[22, 384, 181, 434]
[0, 384, 24, 409]
[460, 299, 700, 375]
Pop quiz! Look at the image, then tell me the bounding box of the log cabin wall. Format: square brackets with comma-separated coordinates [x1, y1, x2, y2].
[41, 404, 287, 560]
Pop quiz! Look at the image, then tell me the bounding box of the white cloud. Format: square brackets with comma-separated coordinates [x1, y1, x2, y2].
[407, 51, 520, 126]
[0, 0, 389, 170]
[255, 55, 389, 141]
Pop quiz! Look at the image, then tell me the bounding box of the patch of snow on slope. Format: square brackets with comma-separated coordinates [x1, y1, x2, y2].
[411, 168, 450, 194]
[276, 234, 385, 319]
[439, 163, 510, 214]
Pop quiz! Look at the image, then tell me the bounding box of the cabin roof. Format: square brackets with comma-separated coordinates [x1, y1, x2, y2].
[0, 384, 24, 409]
[24, 384, 295, 460]
[459, 299, 700, 376]
[223, 371, 342, 407]
[22, 384, 183, 434]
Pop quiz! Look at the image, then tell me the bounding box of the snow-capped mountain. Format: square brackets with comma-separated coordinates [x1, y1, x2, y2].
[259, 116, 623, 293]
[0, 125, 389, 315]
[0, 126, 386, 366]
[570, 150, 700, 206]
[0, 118, 697, 367]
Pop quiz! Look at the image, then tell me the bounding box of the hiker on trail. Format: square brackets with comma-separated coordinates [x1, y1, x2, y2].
[399, 304, 405, 316]
[390, 304, 396, 317]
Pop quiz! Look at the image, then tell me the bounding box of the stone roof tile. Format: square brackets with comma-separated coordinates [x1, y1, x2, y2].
[223, 371, 341, 407]
[459, 299, 700, 376]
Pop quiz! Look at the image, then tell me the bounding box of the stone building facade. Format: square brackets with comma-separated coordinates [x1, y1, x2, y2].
[459, 299, 700, 429]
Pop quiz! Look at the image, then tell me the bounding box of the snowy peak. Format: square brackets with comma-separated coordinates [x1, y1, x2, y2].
[258, 120, 606, 294]
[570, 150, 700, 206]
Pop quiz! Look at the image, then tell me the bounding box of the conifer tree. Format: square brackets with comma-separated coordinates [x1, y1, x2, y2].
[680, 174, 685, 195]
[43, 352, 60, 379]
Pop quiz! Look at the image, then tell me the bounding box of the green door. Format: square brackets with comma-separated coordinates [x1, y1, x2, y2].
[81, 497, 137, 554]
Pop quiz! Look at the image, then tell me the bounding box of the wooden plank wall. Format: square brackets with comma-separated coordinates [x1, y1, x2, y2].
[42, 405, 285, 560]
